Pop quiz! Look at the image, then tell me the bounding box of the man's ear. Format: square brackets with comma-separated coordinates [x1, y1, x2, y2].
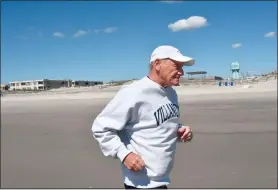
[153, 59, 161, 71]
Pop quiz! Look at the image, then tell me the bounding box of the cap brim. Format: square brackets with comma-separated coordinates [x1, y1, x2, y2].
[170, 55, 195, 66]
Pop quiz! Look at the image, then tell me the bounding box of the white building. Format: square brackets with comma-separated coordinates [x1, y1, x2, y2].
[9, 79, 71, 90]
[9, 79, 103, 91]
[1, 84, 8, 91]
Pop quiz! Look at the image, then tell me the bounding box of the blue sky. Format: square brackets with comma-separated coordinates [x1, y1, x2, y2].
[1, 1, 277, 83]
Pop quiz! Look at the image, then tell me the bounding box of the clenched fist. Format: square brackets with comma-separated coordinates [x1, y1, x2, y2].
[178, 126, 193, 143]
[123, 152, 145, 172]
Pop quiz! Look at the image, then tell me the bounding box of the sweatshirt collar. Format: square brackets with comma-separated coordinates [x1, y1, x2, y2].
[146, 76, 168, 90]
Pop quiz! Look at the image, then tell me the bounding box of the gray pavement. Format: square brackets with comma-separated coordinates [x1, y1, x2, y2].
[1, 94, 277, 188]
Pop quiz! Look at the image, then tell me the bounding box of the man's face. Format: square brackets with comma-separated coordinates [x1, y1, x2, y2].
[154, 58, 184, 86]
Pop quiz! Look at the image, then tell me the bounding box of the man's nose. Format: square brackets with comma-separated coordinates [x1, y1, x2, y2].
[178, 69, 184, 76]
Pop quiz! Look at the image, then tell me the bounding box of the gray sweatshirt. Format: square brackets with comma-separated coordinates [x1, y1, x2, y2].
[92, 76, 182, 188]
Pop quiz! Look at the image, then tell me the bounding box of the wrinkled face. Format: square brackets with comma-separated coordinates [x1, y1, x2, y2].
[153, 58, 184, 86]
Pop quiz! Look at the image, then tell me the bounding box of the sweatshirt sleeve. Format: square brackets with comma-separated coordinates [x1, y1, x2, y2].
[169, 87, 183, 128]
[91, 88, 135, 162]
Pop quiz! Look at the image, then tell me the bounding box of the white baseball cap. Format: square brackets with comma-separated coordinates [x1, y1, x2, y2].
[150, 45, 195, 66]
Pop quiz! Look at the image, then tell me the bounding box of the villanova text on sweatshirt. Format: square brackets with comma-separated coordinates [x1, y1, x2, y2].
[92, 76, 183, 188]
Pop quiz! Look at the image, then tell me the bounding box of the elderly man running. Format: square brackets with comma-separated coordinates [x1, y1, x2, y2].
[92, 45, 195, 189]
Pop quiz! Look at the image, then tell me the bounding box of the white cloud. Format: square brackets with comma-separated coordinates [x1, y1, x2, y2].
[73, 30, 90, 38]
[161, 1, 182, 3]
[94, 29, 102, 34]
[168, 16, 208, 32]
[53, 32, 65, 38]
[264, 32, 276, 38]
[94, 27, 118, 34]
[103, 27, 117, 33]
[232, 43, 242, 48]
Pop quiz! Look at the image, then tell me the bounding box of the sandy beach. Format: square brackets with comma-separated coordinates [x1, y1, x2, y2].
[1, 79, 277, 102]
[1, 79, 277, 188]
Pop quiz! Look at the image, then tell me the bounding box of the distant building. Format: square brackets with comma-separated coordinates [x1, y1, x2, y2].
[9, 79, 103, 91]
[205, 76, 224, 81]
[185, 71, 223, 81]
[186, 71, 207, 79]
[9, 79, 70, 90]
[1, 84, 8, 91]
[71, 80, 103, 87]
[106, 80, 132, 85]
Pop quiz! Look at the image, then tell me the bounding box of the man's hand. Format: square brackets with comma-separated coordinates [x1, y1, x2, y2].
[122, 152, 145, 172]
[178, 126, 193, 143]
